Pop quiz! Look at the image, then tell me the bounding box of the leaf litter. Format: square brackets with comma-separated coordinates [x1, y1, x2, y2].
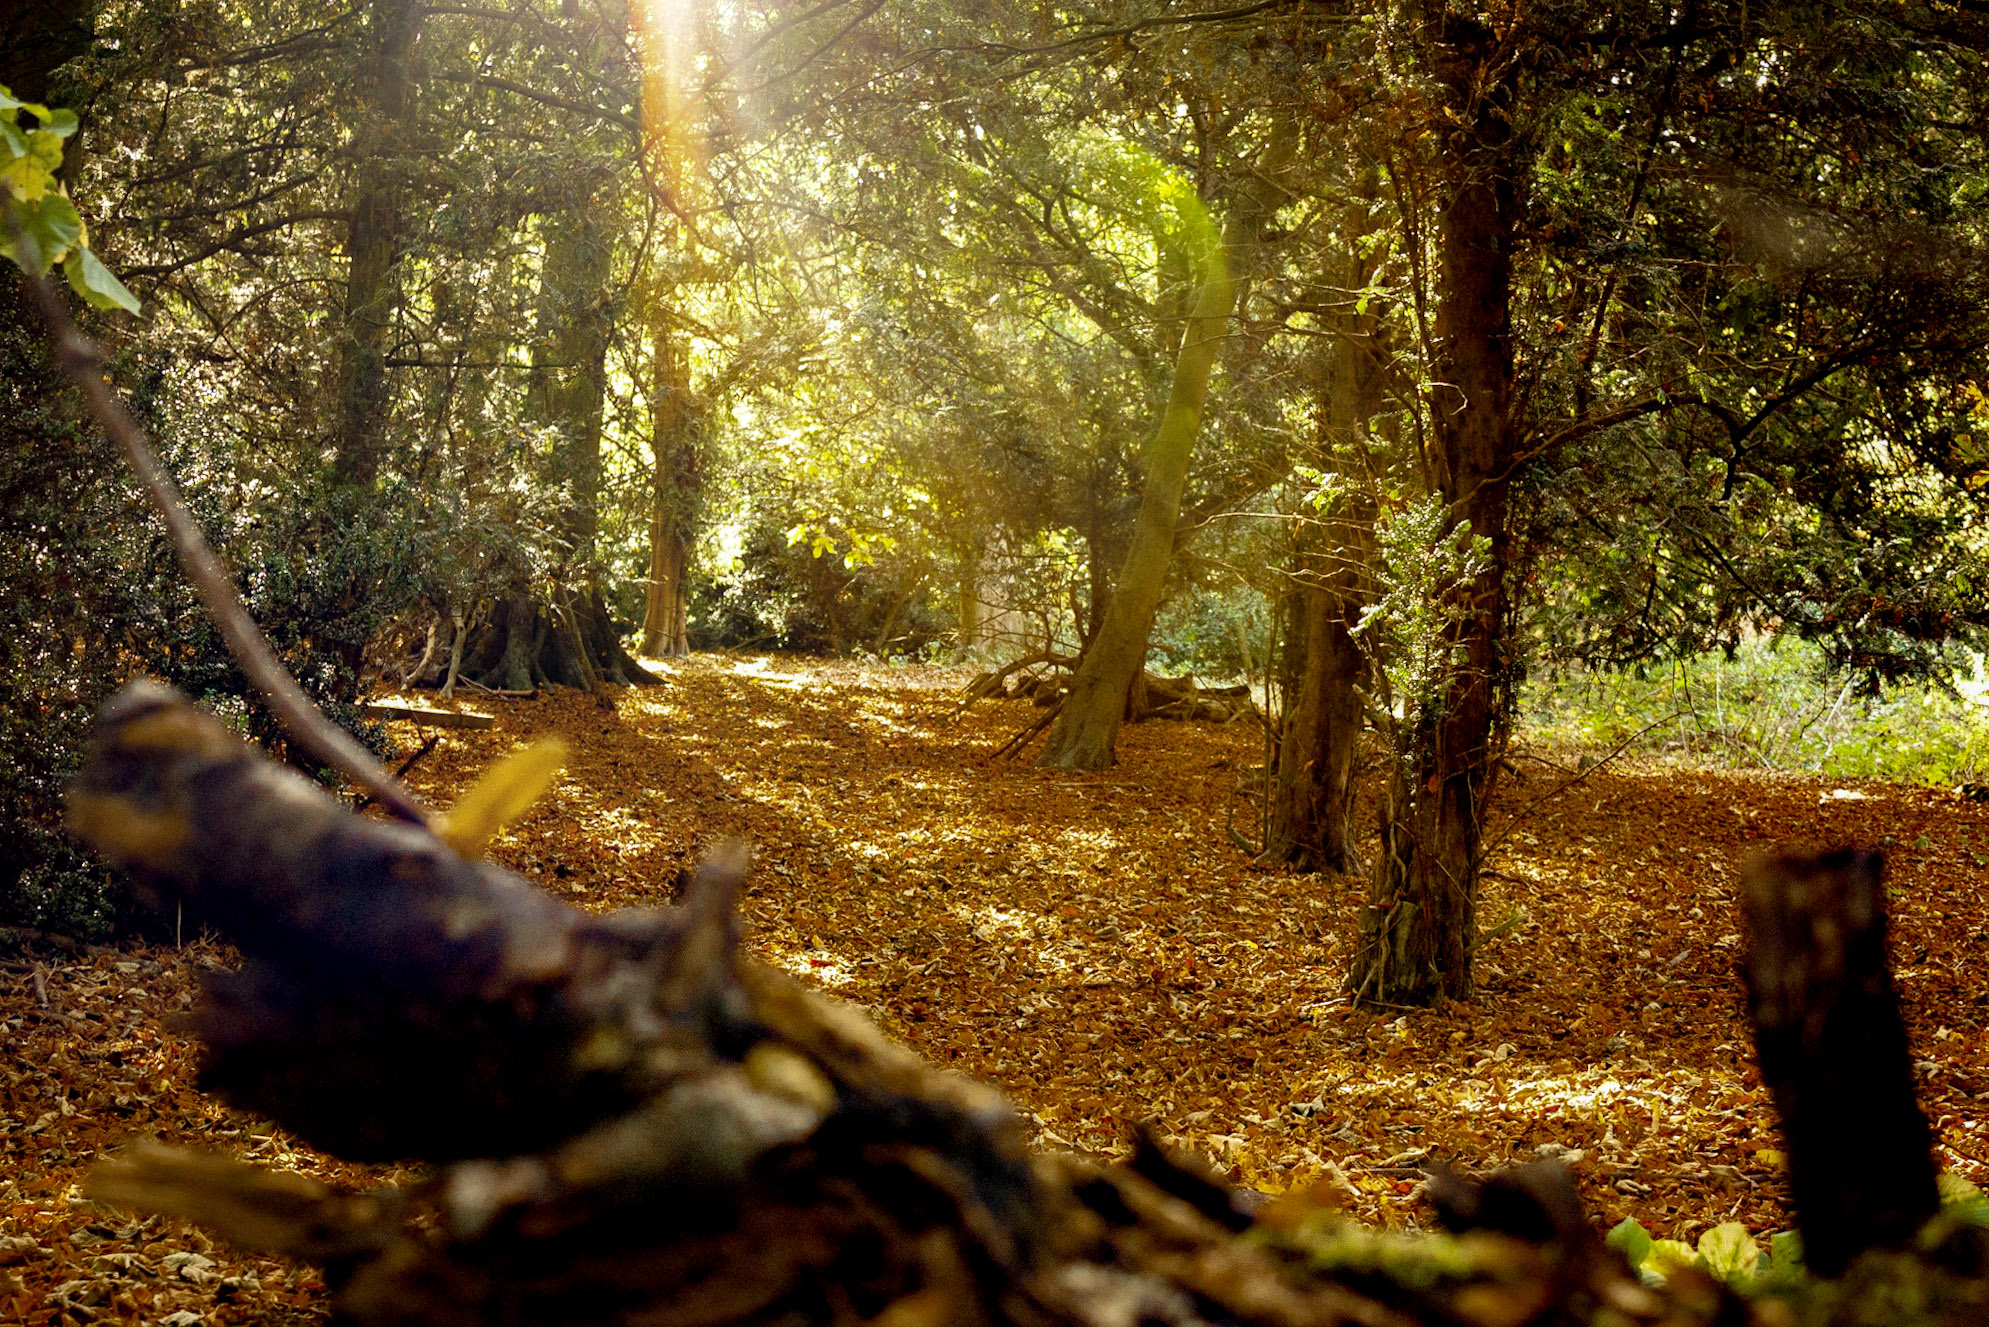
[3, 653, 1987, 1323]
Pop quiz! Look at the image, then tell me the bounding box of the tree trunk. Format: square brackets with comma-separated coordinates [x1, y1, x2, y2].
[1035, 266, 1233, 768]
[532, 190, 615, 566]
[1742, 849, 1941, 1276]
[1264, 233, 1388, 873]
[640, 324, 699, 658]
[1265, 578, 1367, 872]
[1349, 28, 1520, 1006]
[640, 525, 692, 659]
[494, 594, 538, 693]
[956, 542, 984, 658]
[1038, 124, 1295, 771]
[328, 0, 422, 488]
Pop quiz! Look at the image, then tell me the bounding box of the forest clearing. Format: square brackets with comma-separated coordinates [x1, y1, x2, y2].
[12, 0, 1989, 1322]
[5, 660, 1989, 1324]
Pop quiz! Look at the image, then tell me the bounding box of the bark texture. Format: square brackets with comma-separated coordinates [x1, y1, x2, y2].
[329, 0, 423, 488]
[1350, 24, 1519, 1006]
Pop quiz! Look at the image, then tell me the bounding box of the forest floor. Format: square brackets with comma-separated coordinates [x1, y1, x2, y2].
[6, 654, 1989, 1324]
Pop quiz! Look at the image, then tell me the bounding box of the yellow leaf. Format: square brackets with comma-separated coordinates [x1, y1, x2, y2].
[436, 737, 569, 858]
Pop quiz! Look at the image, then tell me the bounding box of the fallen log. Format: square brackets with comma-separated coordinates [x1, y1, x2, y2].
[358, 703, 497, 730]
[58, 684, 1989, 1326]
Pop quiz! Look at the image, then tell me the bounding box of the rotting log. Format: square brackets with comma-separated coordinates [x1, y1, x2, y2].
[56, 683, 1989, 1326]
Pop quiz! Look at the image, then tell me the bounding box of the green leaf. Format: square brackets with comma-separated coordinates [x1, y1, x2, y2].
[1695, 1222, 1760, 1286]
[63, 247, 140, 314]
[1767, 1230, 1804, 1274]
[40, 107, 78, 139]
[1605, 1217, 1654, 1270]
[1, 139, 56, 200]
[0, 84, 43, 116]
[0, 191, 83, 270]
[1646, 1238, 1702, 1282]
[0, 117, 26, 159]
[1938, 1173, 1989, 1228]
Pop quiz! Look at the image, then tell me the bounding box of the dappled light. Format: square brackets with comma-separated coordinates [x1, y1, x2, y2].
[8, 0, 1989, 1320]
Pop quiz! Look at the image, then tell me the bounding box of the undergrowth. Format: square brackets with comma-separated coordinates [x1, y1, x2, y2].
[1522, 638, 1989, 787]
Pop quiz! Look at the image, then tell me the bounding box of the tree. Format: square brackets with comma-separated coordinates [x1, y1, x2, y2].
[328, 0, 424, 488]
[1263, 166, 1395, 874]
[1034, 152, 1271, 769]
[1345, 0, 1989, 1004]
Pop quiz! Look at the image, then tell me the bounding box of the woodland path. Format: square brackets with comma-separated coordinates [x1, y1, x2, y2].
[3, 654, 1988, 1324]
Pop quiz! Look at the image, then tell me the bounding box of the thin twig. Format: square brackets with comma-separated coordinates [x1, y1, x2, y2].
[1479, 710, 1686, 864]
[5, 205, 431, 825]
[990, 705, 1059, 762]
[353, 734, 441, 814]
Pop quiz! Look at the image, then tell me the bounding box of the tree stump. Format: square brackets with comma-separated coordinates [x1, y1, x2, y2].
[1741, 848, 1941, 1276]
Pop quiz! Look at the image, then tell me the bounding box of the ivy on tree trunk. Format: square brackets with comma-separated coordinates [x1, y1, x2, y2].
[1350, 22, 1520, 1006]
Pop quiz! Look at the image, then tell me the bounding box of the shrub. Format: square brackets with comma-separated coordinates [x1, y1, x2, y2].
[1522, 637, 1989, 786]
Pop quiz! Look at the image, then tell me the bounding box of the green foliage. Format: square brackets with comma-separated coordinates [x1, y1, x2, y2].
[1606, 1175, 1989, 1302]
[0, 281, 412, 936]
[1355, 494, 1493, 743]
[0, 84, 138, 312]
[1149, 585, 1270, 682]
[1523, 637, 1989, 786]
[693, 513, 945, 658]
[1607, 1216, 1786, 1292]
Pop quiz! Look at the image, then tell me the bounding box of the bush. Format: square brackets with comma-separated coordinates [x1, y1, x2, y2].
[1149, 584, 1270, 681]
[691, 517, 946, 657]
[0, 289, 414, 937]
[1522, 636, 1989, 786]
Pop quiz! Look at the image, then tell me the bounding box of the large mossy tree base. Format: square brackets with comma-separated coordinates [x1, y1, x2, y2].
[406, 589, 660, 695]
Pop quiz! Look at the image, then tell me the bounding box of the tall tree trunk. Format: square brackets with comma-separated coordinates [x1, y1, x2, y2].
[641, 324, 698, 658]
[1038, 124, 1295, 771]
[1264, 550, 1369, 872]
[328, 0, 422, 488]
[956, 540, 984, 658]
[1035, 249, 1238, 769]
[1349, 26, 1521, 1006]
[1264, 242, 1388, 873]
[532, 195, 615, 566]
[506, 178, 625, 689]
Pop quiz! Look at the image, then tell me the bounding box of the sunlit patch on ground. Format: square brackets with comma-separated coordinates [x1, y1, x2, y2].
[9, 654, 1989, 1318]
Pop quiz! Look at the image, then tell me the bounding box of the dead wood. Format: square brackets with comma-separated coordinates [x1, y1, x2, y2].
[1741, 848, 1943, 1276]
[358, 704, 496, 730]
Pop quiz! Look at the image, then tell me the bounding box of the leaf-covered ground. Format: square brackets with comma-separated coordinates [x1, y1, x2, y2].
[5, 655, 1989, 1324]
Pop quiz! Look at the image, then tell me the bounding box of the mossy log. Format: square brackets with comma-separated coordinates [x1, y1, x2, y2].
[59, 684, 1989, 1326]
